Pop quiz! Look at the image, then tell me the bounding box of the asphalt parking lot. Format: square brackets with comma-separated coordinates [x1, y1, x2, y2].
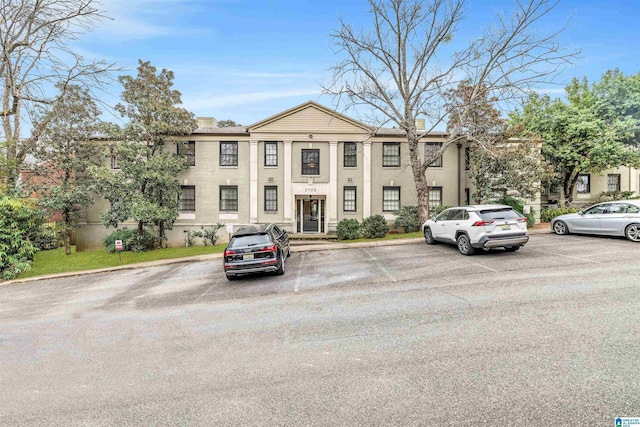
[2, 233, 640, 425]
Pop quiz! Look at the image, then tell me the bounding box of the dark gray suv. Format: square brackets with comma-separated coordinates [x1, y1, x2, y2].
[223, 223, 290, 280]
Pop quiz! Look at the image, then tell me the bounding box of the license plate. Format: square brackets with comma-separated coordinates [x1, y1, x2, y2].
[243, 253, 254, 260]
[501, 224, 511, 230]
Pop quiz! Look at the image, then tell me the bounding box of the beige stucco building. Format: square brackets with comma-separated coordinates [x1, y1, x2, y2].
[76, 101, 639, 250]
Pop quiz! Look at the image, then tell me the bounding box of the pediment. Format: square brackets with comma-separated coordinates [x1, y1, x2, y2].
[247, 101, 371, 134]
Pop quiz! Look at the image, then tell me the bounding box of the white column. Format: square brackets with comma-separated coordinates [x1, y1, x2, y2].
[329, 141, 338, 232]
[284, 140, 293, 229]
[249, 140, 258, 223]
[363, 141, 372, 218]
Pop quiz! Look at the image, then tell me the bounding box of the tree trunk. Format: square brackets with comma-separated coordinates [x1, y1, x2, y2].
[406, 125, 431, 223]
[64, 232, 71, 256]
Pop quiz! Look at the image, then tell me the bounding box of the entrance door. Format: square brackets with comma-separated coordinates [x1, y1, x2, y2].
[297, 197, 325, 233]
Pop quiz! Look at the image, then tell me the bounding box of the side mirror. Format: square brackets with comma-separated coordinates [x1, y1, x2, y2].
[578, 211, 585, 216]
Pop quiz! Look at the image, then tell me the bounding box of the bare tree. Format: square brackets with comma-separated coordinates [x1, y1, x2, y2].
[0, 0, 119, 190]
[323, 0, 578, 222]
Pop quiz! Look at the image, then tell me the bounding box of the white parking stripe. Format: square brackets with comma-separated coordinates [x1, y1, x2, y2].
[472, 263, 499, 273]
[529, 248, 602, 264]
[363, 248, 396, 282]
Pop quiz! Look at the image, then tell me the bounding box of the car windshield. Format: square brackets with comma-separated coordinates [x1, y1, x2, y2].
[478, 208, 521, 220]
[229, 234, 271, 248]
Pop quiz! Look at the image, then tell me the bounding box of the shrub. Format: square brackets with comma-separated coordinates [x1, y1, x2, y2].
[360, 214, 389, 238]
[596, 190, 635, 202]
[336, 218, 361, 240]
[540, 207, 581, 222]
[393, 206, 420, 232]
[200, 223, 225, 246]
[103, 228, 159, 253]
[496, 196, 535, 226]
[0, 195, 44, 280]
[33, 223, 64, 251]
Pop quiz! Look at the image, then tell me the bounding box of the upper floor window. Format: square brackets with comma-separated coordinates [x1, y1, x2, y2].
[264, 186, 278, 211]
[343, 186, 357, 212]
[220, 186, 238, 211]
[383, 186, 400, 211]
[383, 143, 400, 167]
[607, 174, 621, 192]
[178, 186, 195, 212]
[265, 141, 278, 167]
[220, 142, 238, 166]
[302, 149, 320, 175]
[576, 174, 590, 193]
[178, 141, 195, 167]
[425, 142, 443, 167]
[344, 142, 357, 167]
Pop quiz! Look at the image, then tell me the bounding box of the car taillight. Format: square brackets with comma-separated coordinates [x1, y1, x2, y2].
[516, 217, 527, 222]
[262, 244, 277, 253]
[472, 220, 495, 226]
[224, 249, 236, 257]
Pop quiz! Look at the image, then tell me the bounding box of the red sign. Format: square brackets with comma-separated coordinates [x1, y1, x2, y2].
[115, 240, 123, 251]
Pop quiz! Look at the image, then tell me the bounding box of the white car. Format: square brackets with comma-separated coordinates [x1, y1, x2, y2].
[422, 204, 529, 255]
[551, 200, 640, 242]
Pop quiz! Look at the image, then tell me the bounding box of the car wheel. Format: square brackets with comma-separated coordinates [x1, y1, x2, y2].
[456, 234, 475, 256]
[423, 227, 436, 245]
[625, 223, 640, 242]
[504, 246, 520, 252]
[275, 252, 285, 275]
[553, 220, 569, 235]
[225, 273, 237, 281]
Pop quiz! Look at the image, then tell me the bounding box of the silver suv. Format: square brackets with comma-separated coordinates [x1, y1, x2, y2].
[422, 204, 529, 255]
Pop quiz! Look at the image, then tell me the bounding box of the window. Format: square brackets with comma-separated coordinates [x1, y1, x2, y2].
[429, 187, 442, 208]
[178, 141, 195, 167]
[465, 147, 470, 170]
[264, 186, 277, 211]
[465, 188, 470, 205]
[178, 186, 195, 212]
[383, 186, 400, 211]
[344, 142, 357, 167]
[425, 142, 443, 167]
[220, 142, 238, 166]
[607, 174, 621, 192]
[576, 174, 590, 193]
[302, 149, 320, 175]
[265, 141, 278, 166]
[343, 186, 357, 212]
[220, 186, 238, 211]
[382, 143, 400, 167]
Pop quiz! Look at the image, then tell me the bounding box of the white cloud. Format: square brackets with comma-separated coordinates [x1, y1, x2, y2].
[184, 88, 322, 110]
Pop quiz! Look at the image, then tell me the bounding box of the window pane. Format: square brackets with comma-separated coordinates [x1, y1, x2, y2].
[344, 142, 357, 167]
[576, 175, 590, 193]
[179, 186, 195, 212]
[607, 174, 620, 192]
[429, 187, 442, 208]
[344, 186, 356, 211]
[302, 149, 320, 175]
[383, 143, 400, 167]
[425, 142, 443, 167]
[220, 186, 238, 211]
[179, 141, 195, 166]
[220, 142, 238, 166]
[383, 187, 400, 211]
[265, 186, 277, 211]
[265, 142, 278, 166]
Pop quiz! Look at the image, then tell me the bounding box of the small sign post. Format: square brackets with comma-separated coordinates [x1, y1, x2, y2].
[115, 240, 123, 261]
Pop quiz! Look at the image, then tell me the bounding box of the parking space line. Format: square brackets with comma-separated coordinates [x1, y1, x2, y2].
[472, 263, 499, 273]
[362, 248, 396, 282]
[294, 252, 306, 292]
[529, 249, 602, 264]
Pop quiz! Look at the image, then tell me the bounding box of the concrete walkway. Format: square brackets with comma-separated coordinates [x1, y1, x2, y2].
[3, 228, 552, 285]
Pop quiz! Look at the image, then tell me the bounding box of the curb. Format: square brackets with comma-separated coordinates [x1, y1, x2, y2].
[2, 228, 553, 286]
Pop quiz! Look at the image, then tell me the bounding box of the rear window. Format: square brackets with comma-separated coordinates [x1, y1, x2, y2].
[478, 208, 521, 221]
[229, 234, 271, 248]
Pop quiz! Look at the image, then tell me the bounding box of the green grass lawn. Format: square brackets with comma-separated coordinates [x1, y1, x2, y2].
[17, 231, 423, 279]
[19, 244, 227, 279]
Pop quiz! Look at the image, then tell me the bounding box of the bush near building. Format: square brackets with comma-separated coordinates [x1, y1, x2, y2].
[337, 218, 361, 240]
[0, 195, 44, 280]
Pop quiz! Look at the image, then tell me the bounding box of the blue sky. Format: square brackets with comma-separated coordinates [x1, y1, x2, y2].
[79, 0, 640, 126]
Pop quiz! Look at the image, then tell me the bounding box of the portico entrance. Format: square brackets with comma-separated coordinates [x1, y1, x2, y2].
[296, 196, 325, 233]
